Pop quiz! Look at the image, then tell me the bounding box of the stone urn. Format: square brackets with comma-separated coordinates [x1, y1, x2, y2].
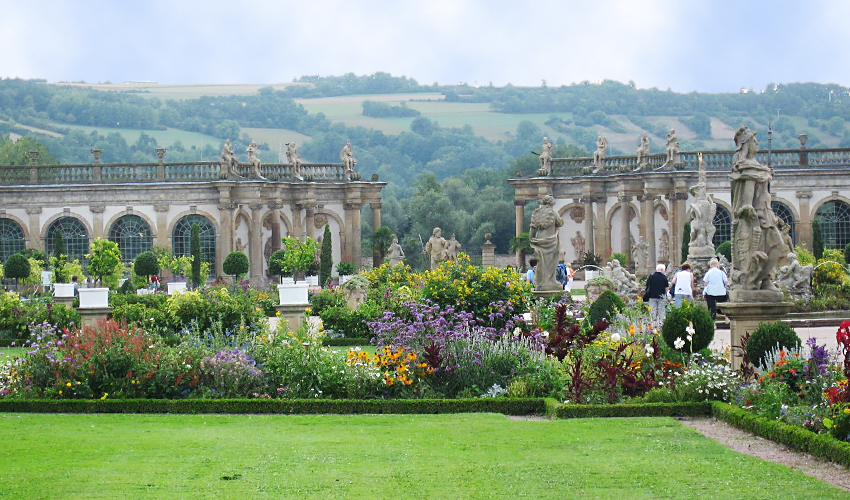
[78, 287, 109, 309]
[278, 283, 309, 305]
[167, 281, 188, 295]
[53, 283, 76, 298]
[584, 277, 615, 302]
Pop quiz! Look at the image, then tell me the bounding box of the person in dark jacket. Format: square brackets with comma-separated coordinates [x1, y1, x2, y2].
[645, 263, 670, 330]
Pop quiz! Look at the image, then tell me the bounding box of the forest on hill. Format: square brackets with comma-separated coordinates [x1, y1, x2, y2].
[1, 74, 849, 266]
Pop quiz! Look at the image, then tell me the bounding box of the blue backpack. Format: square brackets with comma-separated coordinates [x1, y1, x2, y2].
[556, 263, 567, 283]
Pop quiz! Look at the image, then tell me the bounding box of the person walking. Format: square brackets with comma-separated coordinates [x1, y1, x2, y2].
[565, 262, 574, 292]
[702, 258, 728, 319]
[645, 264, 670, 330]
[670, 262, 695, 308]
[526, 259, 537, 288]
[556, 260, 568, 290]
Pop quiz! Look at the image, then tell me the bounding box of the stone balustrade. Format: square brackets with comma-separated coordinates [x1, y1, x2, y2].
[0, 161, 350, 185]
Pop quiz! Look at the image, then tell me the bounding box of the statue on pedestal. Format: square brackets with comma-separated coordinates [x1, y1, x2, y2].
[247, 141, 264, 179]
[341, 140, 357, 178]
[665, 129, 679, 165]
[529, 195, 564, 292]
[730, 126, 784, 301]
[686, 153, 717, 260]
[445, 234, 462, 261]
[635, 133, 650, 170]
[538, 137, 553, 176]
[777, 252, 813, 300]
[387, 235, 405, 267]
[571, 230, 585, 262]
[659, 229, 670, 264]
[220, 139, 240, 177]
[424, 227, 448, 270]
[592, 136, 608, 173]
[286, 142, 302, 180]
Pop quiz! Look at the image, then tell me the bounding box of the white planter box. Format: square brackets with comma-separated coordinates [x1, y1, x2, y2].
[136, 288, 154, 296]
[339, 275, 351, 285]
[585, 270, 599, 281]
[168, 282, 188, 295]
[307, 275, 319, 286]
[278, 283, 309, 305]
[78, 288, 109, 309]
[53, 283, 76, 298]
[281, 277, 295, 285]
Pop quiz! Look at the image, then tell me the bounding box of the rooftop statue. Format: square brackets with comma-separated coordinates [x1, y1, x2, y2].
[341, 140, 357, 179]
[665, 129, 679, 165]
[286, 142, 303, 180]
[247, 141, 264, 179]
[220, 139, 240, 177]
[592, 136, 608, 173]
[635, 132, 650, 170]
[730, 126, 784, 301]
[538, 137, 553, 176]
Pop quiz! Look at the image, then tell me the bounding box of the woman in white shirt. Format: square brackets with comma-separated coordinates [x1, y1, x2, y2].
[670, 262, 694, 308]
[702, 258, 728, 319]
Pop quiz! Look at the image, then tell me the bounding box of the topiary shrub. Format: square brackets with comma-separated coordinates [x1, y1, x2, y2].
[587, 289, 625, 326]
[745, 321, 802, 369]
[716, 241, 732, 262]
[4, 253, 30, 289]
[319, 224, 333, 288]
[134, 251, 160, 279]
[268, 249, 288, 284]
[222, 251, 249, 282]
[661, 301, 714, 353]
[309, 289, 346, 316]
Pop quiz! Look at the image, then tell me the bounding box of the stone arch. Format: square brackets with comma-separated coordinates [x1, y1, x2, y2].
[0, 214, 30, 243]
[316, 208, 347, 271]
[0, 216, 27, 262]
[712, 204, 732, 248]
[105, 212, 156, 263]
[605, 201, 639, 257]
[813, 198, 850, 250]
[104, 210, 158, 239]
[170, 213, 218, 277]
[42, 214, 93, 263]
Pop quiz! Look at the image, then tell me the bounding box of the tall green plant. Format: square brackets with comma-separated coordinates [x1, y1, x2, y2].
[190, 223, 201, 289]
[51, 229, 68, 283]
[509, 232, 532, 271]
[813, 219, 824, 260]
[280, 236, 319, 282]
[86, 238, 122, 288]
[222, 251, 249, 282]
[320, 224, 333, 287]
[682, 221, 691, 262]
[4, 253, 30, 290]
[371, 226, 394, 268]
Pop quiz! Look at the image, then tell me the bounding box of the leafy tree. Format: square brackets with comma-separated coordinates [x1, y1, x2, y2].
[370, 226, 394, 268]
[51, 229, 68, 283]
[813, 219, 824, 260]
[279, 236, 320, 282]
[214, 120, 241, 140]
[510, 232, 532, 271]
[268, 249, 288, 283]
[133, 251, 160, 279]
[190, 223, 201, 289]
[0, 136, 57, 165]
[86, 238, 121, 288]
[4, 253, 30, 290]
[319, 225, 333, 287]
[222, 251, 249, 282]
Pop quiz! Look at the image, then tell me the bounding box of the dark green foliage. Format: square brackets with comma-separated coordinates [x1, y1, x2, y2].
[712, 402, 850, 468]
[268, 249, 288, 282]
[716, 241, 732, 262]
[322, 337, 371, 346]
[682, 222, 691, 262]
[118, 279, 136, 294]
[4, 253, 30, 285]
[582, 252, 601, 267]
[52, 229, 66, 262]
[222, 251, 249, 281]
[51, 229, 68, 284]
[133, 251, 160, 277]
[190, 223, 201, 288]
[0, 295, 80, 340]
[813, 219, 824, 259]
[844, 242, 850, 267]
[744, 321, 802, 369]
[336, 261, 356, 276]
[320, 225, 333, 287]
[319, 301, 383, 338]
[552, 402, 711, 419]
[661, 301, 715, 352]
[587, 290, 625, 326]
[362, 100, 420, 118]
[19, 248, 46, 265]
[308, 289, 346, 316]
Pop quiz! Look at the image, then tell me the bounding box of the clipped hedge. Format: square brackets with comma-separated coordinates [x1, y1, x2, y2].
[712, 402, 850, 467]
[322, 337, 371, 346]
[0, 398, 547, 416]
[551, 402, 712, 419]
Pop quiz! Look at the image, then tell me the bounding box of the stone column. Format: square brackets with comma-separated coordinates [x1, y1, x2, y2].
[619, 195, 631, 259]
[90, 205, 105, 239]
[579, 195, 595, 257]
[595, 196, 608, 262]
[268, 202, 282, 252]
[290, 203, 303, 239]
[304, 203, 316, 241]
[153, 204, 169, 248]
[371, 202, 382, 231]
[26, 207, 42, 251]
[796, 190, 812, 251]
[218, 202, 234, 274]
[249, 203, 264, 283]
[669, 188, 688, 268]
[514, 200, 526, 268]
[643, 195, 657, 274]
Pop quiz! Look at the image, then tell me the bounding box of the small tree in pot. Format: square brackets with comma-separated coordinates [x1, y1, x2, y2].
[268, 249, 289, 284]
[86, 238, 122, 288]
[5, 253, 30, 291]
[280, 236, 319, 283]
[223, 251, 249, 283]
[134, 251, 160, 286]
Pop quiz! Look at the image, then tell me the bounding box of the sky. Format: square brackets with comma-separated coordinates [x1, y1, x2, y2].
[1, 0, 848, 94]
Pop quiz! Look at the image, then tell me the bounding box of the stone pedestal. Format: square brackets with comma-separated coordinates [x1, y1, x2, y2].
[719, 301, 791, 370]
[274, 304, 309, 333]
[481, 241, 496, 267]
[77, 307, 112, 329]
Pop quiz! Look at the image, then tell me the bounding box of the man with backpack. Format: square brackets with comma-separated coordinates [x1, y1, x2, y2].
[556, 260, 570, 291]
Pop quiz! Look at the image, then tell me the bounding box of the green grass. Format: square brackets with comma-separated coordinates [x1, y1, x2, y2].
[0, 413, 844, 499]
[0, 347, 25, 361]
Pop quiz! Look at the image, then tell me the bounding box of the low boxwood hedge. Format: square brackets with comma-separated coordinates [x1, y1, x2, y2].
[550, 402, 712, 419]
[322, 337, 371, 346]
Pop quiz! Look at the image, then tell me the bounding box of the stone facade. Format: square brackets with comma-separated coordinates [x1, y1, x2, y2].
[0, 160, 385, 286]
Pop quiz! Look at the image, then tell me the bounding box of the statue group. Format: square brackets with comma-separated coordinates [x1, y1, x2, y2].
[424, 228, 462, 270]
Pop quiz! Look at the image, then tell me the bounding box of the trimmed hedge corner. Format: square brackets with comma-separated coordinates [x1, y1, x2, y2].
[322, 337, 371, 347]
[712, 402, 850, 468]
[552, 402, 712, 419]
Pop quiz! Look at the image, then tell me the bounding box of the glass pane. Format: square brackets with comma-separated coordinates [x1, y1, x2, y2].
[108, 215, 153, 263]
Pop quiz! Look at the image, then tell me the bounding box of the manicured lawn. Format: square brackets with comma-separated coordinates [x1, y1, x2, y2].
[0, 347, 25, 361]
[0, 413, 844, 499]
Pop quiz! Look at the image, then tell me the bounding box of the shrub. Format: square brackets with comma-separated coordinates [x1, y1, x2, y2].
[268, 249, 288, 283]
[134, 251, 160, 278]
[319, 224, 333, 287]
[716, 241, 732, 261]
[609, 252, 629, 266]
[308, 289, 346, 316]
[586, 290, 625, 326]
[674, 355, 738, 402]
[86, 238, 122, 288]
[4, 253, 30, 287]
[826, 248, 847, 265]
[198, 349, 264, 398]
[796, 245, 815, 266]
[222, 251, 249, 281]
[845, 242, 850, 267]
[813, 259, 848, 291]
[745, 321, 802, 370]
[661, 301, 714, 353]
[336, 261, 356, 276]
[319, 300, 383, 338]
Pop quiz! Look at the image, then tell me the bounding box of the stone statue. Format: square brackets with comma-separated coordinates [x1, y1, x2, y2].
[286, 142, 302, 180]
[571, 230, 585, 262]
[635, 132, 650, 169]
[539, 137, 553, 175]
[247, 141, 263, 179]
[424, 227, 448, 270]
[529, 195, 564, 292]
[632, 236, 650, 274]
[730, 125, 784, 300]
[445, 234, 462, 261]
[341, 140, 357, 177]
[235, 237, 247, 253]
[340, 274, 369, 310]
[659, 229, 670, 263]
[776, 252, 813, 300]
[665, 129, 679, 165]
[779, 221, 794, 254]
[687, 154, 717, 258]
[220, 139, 240, 177]
[602, 259, 642, 295]
[387, 235, 405, 267]
[592, 136, 608, 172]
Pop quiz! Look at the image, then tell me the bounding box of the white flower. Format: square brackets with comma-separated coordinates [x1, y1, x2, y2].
[645, 345, 655, 356]
[611, 333, 621, 342]
[674, 337, 685, 350]
[686, 323, 695, 341]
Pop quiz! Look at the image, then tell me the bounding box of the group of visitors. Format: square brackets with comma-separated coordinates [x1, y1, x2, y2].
[525, 259, 574, 292]
[644, 258, 728, 329]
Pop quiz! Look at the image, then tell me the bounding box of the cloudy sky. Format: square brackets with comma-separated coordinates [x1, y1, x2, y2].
[1, 0, 846, 93]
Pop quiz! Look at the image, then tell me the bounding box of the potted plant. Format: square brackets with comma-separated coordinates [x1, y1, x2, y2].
[223, 251, 249, 284]
[133, 250, 160, 295]
[167, 255, 192, 295]
[336, 261, 356, 284]
[268, 249, 291, 284]
[274, 236, 319, 305]
[80, 238, 121, 308]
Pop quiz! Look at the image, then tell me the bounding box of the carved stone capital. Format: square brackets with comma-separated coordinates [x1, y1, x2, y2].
[90, 205, 106, 214]
[218, 203, 236, 211]
[344, 202, 362, 211]
[514, 199, 528, 207]
[267, 201, 284, 210]
[370, 202, 382, 210]
[25, 207, 42, 215]
[153, 204, 169, 213]
[591, 195, 608, 204]
[618, 195, 631, 204]
[249, 203, 264, 212]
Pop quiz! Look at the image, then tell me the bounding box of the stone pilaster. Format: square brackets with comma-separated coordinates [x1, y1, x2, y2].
[514, 199, 526, 268]
[268, 201, 282, 252]
[796, 190, 812, 250]
[25, 207, 42, 251]
[90, 205, 106, 239]
[619, 195, 631, 259]
[643, 195, 657, 274]
[344, 201, 362, 269]
[153, 204, 169, 248]
[249, 203, 264, 283]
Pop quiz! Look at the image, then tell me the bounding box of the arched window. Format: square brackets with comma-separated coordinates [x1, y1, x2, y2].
[816, 200, 850, 250]
[108, 215, 153, 263]
[771, 201, 795, 246]
[712, 205, 732, 248]
[0, 219, 25, 263]
[172, 215, 216, 276]
[46, 217, 89, 263]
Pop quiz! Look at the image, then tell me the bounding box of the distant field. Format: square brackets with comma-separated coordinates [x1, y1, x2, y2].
[54, 123, 221, 150]
[241, 128, 312, 159]
[56, 82, 310, 101]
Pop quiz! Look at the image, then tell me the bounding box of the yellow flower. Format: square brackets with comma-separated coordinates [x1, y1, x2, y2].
[66, 382, 72, 387]
[101, 393, 109, 400]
